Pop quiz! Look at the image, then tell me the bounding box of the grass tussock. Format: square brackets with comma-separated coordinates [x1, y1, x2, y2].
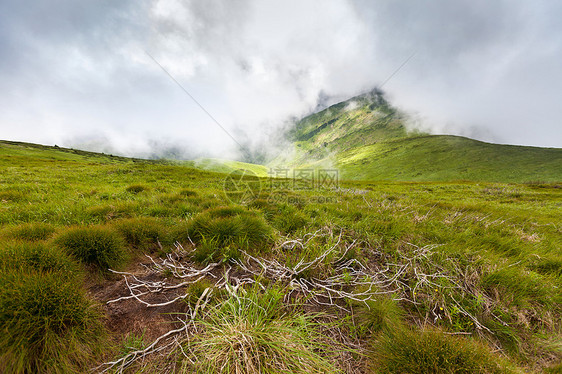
[114, 217, 168, 252]
[271, 204, 309, 234]
[0, 271, 105, 374]
[55, 225, 126, 270]
[0, 241, 78, 277]
[1, 222, 56, 241]
[186, 206, 274, 262]
[180, 286, 342, 374]
[369, 327, 519, 374]
[250, 200, 309, 234]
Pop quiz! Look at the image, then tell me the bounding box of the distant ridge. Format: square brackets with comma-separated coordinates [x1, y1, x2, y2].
[0, 140, 149, 163]
[0, 140, 264, 176]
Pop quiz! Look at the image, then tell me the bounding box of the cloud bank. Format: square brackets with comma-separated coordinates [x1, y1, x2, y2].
[1, 0, 561, 160]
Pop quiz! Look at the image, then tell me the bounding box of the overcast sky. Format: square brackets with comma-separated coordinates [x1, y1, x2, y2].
[1, 0, 561, 159]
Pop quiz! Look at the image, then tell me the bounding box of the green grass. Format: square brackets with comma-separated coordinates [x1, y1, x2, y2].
[54, 226, 126, 270]
[180, 285, 342, 374]
[0, 271, 105, 374]
[0, 239, 103, 373]
[0, 241, 78, 276]
[114, 216, 169, 252]
[185, 206, 275, 261]
[350, 297, 403, 337]
[1, 222, 57, 241]
[337, 135, 562, 182]
[0, 140, 560, 372]
[125, 184, 149, 194]
[369, 327, 519, 373]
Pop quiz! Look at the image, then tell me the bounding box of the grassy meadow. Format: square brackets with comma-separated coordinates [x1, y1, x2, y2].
[0, 140, 561, 373]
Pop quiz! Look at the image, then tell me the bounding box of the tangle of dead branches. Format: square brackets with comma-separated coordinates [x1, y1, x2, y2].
[99, 229, 499, 372]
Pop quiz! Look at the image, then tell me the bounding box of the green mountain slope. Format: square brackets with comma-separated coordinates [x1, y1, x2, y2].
[338, 135, 562, 182]
[278, 90, 562, 183]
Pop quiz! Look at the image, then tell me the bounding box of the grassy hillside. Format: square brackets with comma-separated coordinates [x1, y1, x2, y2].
[0, 141, 560, 373]
[278, 90, 562, 183]
[338, 135, 562, 182]
[0, 140, 153, 164]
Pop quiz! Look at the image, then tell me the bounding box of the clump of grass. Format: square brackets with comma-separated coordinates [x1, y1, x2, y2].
[1, 222, 56, 241]
[248, 198, 272, 211]
[114, 217, 168, 252]
[180, 285, 341, 373]
[271, 204, 309, 234]
[370, 327, 518, 373]
[249, 200, 309, 234]
[0, 241, 78, 277]
[203, 206, 248, 218]
[54, 226, 126, 270]
[126, 184, 148, 194]
[186, 207, 274, 262]
[175, 203, 201, 219]
[0, 271, 105, 373]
